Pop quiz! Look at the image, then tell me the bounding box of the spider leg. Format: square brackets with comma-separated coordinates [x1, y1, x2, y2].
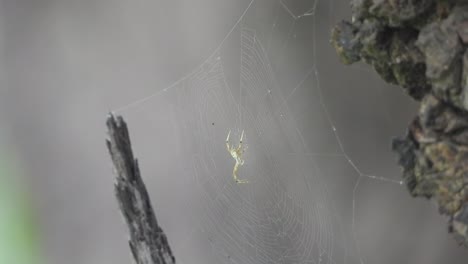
[226, 130, 231, 152]
[237, 130, 245, 151]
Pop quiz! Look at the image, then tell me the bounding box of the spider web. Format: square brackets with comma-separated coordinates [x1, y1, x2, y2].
[112, 1, 405, 264]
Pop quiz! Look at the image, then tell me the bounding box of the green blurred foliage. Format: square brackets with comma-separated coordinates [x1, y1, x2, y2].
[0, 152, 41, 264]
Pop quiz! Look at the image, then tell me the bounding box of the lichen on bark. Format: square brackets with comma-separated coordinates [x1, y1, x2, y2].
[332, 0, 468, 246]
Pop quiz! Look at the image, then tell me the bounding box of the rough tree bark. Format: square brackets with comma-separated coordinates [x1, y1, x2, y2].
[332, 0, 468, 246]
[106, 114, 176, 264]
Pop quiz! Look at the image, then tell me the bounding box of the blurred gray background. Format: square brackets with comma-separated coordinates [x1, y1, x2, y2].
[2, 0, 468, 263]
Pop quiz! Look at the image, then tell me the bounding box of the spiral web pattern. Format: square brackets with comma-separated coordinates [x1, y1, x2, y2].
[113, 1, 403, 264]
[175, 28, 338, 264]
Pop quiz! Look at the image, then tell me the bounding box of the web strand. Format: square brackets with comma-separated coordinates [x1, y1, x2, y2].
[112, 0, 255, 113]
[114, 1, 406, 264]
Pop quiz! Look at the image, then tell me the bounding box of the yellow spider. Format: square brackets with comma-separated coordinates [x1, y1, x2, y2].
[226, 130, 248, 184]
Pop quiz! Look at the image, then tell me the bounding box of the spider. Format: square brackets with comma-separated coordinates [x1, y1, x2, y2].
[226, 130, 248, 184]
